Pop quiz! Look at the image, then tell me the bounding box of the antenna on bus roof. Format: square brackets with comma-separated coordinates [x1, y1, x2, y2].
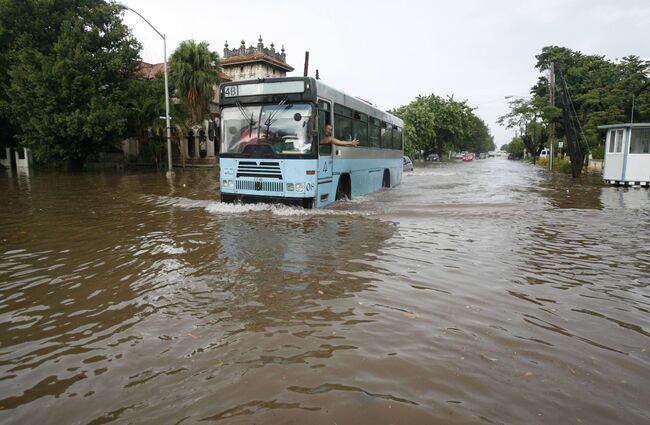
[316, 69, 320, 80]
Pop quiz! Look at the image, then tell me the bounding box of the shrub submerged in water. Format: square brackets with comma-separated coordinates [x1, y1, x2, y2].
[534, 156, 573, 173]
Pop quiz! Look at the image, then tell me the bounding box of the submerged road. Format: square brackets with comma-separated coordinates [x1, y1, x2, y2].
[0, 159, 649, 424]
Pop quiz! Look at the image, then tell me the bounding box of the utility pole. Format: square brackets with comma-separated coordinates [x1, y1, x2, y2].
[303, 51, 309, 77]
[549, 62, 555, 171]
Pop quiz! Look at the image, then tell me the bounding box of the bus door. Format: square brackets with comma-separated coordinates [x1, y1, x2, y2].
[317, 99, 333, 207]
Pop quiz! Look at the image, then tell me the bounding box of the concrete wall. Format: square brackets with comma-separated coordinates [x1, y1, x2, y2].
[588, 158, 603, 172]
[121, 138, 139, 161]
[0, 148, 12, 169]
[224, 63, 284, 81]
[15, 148, 32, 169]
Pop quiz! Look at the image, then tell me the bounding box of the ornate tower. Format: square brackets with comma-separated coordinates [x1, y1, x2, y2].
[221, 36, 294, 81]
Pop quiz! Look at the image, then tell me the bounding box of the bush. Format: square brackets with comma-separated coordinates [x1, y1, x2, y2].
[591, 145, 604, 160]
[556, 158, 572, 173]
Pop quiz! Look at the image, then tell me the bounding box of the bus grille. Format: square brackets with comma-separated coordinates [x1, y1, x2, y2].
[236, 180, 284, 192]
[236, 161, 282, 179]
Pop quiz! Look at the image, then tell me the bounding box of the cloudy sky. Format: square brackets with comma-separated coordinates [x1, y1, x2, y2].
[119, 0, 650, 147]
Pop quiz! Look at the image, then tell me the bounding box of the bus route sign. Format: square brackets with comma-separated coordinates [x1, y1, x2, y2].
[223, 81, 305, 98]
[223, 86, 238, 98]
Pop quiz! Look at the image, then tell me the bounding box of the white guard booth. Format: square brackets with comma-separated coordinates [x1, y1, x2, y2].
[599, 123, 650, 186]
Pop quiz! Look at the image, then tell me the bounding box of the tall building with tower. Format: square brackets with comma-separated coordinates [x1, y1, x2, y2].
[221, 36, 294, 81]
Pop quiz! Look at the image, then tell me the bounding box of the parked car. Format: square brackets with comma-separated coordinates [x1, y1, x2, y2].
[403, 156, 414, 172]
[425, 153, 439, 161]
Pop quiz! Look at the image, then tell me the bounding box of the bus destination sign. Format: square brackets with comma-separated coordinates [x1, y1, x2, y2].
[223, 81, 305, 98]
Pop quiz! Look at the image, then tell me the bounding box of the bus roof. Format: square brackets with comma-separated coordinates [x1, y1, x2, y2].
[220, 76, 403, 128]
[314, 79, 404, 128]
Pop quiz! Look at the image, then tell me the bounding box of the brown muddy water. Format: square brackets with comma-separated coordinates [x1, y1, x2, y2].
[0, 160, 649, 425]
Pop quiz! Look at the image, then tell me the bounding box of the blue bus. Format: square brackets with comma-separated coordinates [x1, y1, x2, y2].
[219, 77, 404, 208]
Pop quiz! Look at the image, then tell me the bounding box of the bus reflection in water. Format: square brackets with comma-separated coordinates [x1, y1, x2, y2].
[219, 77, 404, 208]
[217, 214, 397, 295]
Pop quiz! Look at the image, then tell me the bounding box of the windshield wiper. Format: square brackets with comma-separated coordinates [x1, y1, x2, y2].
[263, 98, 288, 141]
[236, 101, 257, 137]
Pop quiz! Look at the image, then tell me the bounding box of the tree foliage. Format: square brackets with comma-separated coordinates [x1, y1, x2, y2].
[0, 0, 141, 170]
[125, 74, 190, 169]
[502, 137, 524, 158]
[169, 40, 222, 125]
[394, 94, 495, 158]
[500, 45, 650, 176]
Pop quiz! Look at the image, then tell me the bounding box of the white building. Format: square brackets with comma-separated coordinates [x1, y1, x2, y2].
[221, 36, 294, 81]
[600, 123, 650, 186]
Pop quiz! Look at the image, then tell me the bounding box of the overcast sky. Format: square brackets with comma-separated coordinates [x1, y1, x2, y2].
[119, 0, 650, 147]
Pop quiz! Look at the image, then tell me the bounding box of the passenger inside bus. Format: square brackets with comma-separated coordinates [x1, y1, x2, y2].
[321, 124, 359, 147]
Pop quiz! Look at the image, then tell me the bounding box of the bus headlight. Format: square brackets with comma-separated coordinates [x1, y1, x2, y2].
[286, 183, 304, 192]
[222, 179, 234, 188]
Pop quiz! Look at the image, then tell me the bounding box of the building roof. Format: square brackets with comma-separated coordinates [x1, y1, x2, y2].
[136, 61, 232, 82]
[137, 62, 165, 79]
[598, 123, 650, 129]
[220, 52, 294, 72]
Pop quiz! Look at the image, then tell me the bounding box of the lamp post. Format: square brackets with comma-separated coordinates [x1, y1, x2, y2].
[117, 2, 173, 178]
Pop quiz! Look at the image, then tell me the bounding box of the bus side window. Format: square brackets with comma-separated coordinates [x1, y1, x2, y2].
[319, 100, 332, 155]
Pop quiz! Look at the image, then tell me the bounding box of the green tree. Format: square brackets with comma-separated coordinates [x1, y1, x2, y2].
[2, 0, 141, 170]
[395, 93, 494, 158]
[498, 98, 547, 160]
[0, 0, 70, 150]
[393, 96, 436, 157]
[503, 137, 524, 158]
[461, 113, 495, 154]
[501, 45, 650, 176]
[169, 40, 222, 125]
[426, 95, 466, 154]
[126, 74, 190, 169]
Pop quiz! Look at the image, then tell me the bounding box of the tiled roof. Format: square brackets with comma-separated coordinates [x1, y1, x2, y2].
[136, 62, 232, 82]
[137, 62, 165, 79]
[220, 53, 294, 72]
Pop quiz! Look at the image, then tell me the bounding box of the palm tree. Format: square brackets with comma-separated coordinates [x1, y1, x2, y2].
[127, 74, 190, 169]
[169, 40, 222, 126]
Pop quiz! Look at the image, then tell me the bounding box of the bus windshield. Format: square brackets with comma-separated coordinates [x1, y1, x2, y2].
[221, 103, 313, 155]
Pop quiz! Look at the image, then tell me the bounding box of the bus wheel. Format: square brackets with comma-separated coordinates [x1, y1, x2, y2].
[382, 170, 391, 188]
[302, 198, 314, 209]
[336, 174, 351, 201]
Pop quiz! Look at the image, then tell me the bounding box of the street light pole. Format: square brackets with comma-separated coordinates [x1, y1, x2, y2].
[116, 2, 174, 178]
[162, 35, 172, 178]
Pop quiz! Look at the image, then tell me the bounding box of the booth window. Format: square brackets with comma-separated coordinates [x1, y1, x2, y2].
[630, 128, 650, 154]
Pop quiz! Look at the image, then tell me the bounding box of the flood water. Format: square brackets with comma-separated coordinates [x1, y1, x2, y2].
[0, 160, 649, 424]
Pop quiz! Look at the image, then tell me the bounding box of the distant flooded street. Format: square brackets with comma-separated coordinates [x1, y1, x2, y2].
[1, 160, 649, 424]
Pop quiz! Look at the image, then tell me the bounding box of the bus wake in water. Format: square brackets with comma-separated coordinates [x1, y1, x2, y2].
[150, 194, 384, 217]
